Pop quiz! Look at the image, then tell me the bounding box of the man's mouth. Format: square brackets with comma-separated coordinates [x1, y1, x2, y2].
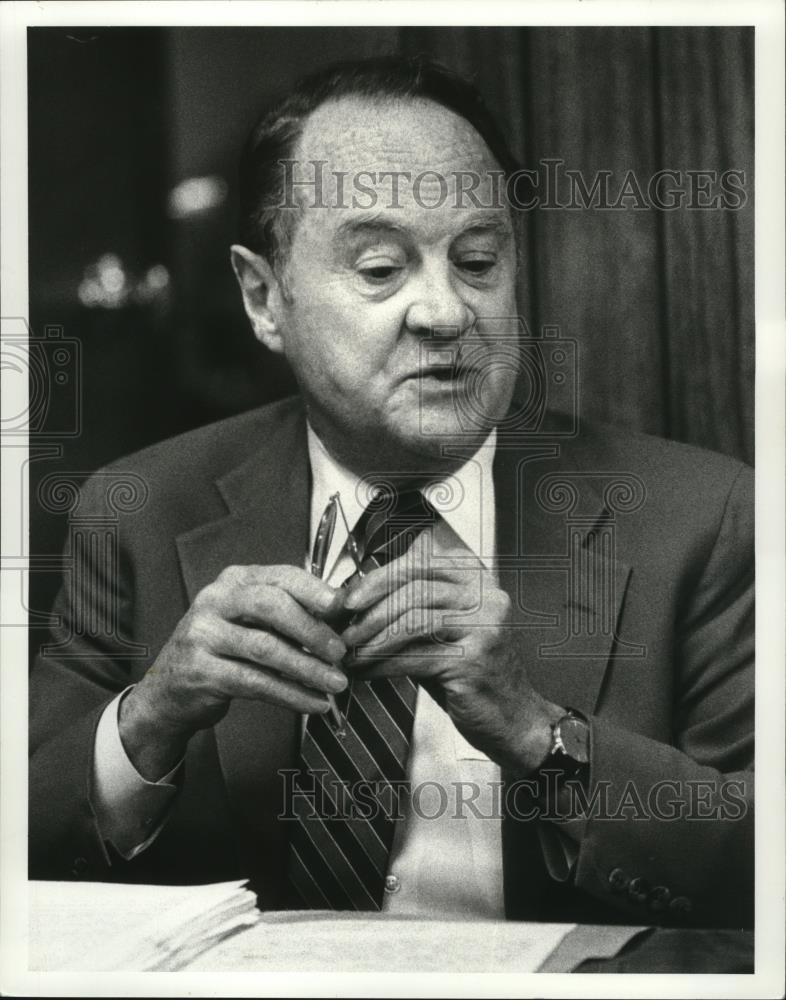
[405, 361, 476, 384]
[418, 365, 459, 382]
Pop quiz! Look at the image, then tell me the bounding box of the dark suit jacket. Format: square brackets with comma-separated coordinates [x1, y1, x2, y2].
[29, 398, 754, 928]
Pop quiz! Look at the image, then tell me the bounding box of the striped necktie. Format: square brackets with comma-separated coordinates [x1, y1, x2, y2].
[287, 486, 436, 910]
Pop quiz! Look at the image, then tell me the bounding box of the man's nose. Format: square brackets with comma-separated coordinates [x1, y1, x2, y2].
[404, 263, 474, 337]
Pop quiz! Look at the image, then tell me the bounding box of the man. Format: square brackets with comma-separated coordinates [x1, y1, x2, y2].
[29, 57, 753, 928]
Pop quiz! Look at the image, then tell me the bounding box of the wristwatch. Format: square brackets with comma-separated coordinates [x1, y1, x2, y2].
[537, 708, 590, 780]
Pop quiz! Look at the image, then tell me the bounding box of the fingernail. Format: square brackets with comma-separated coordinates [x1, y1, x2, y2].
[327, 672, 348, 692]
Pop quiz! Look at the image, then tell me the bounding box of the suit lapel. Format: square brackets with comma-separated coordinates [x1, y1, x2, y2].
[493, 435, 634, 716]
[175, 403, 309, 891]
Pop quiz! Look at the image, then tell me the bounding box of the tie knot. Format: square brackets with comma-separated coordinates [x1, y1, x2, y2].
[352, 482, 437, 571]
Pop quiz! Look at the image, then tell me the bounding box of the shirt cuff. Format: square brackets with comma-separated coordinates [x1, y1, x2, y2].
[91, 687, 183, 860]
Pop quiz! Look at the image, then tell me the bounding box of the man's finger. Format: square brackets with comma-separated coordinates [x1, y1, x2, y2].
[216, 564, 346, 619]
[215, 621, 348, 694]
[344, 542, 482, 613]
[344, 642, 448, 682]
[342, 579, 477, 648]
[218, 656, 336, 714]
[345, 608, 464, 664]
[227, 584, 347, 664]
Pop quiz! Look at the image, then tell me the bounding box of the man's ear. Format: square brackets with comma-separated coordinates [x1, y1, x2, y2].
[230, 244, 286, 354]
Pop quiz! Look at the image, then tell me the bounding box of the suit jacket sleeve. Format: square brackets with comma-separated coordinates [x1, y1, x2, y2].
[568, 463, 754, 928]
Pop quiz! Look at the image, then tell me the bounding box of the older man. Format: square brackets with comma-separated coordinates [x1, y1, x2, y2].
[29, 56, 753, 928]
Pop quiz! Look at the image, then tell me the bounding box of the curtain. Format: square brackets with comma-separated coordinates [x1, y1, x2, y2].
[400, 27, 754, 463]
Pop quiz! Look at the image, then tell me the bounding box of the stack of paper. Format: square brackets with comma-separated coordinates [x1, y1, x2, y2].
[29, 879, 259, 972]
[29, 881, 644, 973]
[187, 910, 578, 973]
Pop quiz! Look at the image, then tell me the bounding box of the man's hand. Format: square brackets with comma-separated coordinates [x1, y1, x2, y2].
[120, 565, 348, 779]
[341, 536, 563, 775]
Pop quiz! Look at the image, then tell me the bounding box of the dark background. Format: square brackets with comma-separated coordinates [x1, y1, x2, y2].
[27, 26, 754, 635]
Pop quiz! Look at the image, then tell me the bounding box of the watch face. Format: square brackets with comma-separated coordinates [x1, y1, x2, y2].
[558, 717, 590, 764]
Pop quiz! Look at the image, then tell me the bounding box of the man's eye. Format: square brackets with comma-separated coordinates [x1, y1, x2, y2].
[456, 257, 496, 275]
[358, 265, 402, 282]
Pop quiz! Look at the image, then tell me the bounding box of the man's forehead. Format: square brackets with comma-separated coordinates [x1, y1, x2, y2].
[331, 209, 514, 245]
[284, 95, 510, 240]
[294, 95, 501, 177]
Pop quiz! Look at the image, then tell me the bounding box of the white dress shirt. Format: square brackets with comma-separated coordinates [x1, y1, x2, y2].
[91, 426, 505, 918]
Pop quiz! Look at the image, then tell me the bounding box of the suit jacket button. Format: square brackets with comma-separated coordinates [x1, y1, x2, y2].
[627, 877, 651, 903]
[384, 874, 401, 894]
[608, 867, 629, 892]
[669, 895, 692, 915]
[648, 885, 671, 911]
[71, 857, 88, 876]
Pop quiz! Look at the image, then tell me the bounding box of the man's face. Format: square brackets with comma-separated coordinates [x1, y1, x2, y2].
[261, 96, 518, 473]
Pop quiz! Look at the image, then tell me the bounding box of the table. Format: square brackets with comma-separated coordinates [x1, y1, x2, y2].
[26, 880, 754, 975]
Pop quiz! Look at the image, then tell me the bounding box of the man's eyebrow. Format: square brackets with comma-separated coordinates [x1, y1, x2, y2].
[332, 212, 514, 249]
[455, 215, 514, 238]
[334, 216, 407, 243]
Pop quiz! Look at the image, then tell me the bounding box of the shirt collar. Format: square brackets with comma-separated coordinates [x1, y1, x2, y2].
[307, 426, 497, 572]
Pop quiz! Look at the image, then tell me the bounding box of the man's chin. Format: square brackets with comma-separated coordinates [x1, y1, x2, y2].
[383, 408, 497, 466]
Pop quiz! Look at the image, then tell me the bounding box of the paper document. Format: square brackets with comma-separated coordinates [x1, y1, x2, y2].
[29, 881, 576, 973]
[29, 879, 259, 972]
[187, 910, 576, 973]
